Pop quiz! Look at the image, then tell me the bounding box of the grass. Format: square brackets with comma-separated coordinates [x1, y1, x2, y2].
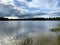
[13, 32, 57, 45]
[51, 24, 60, 32]
[50, 24, 60, 45]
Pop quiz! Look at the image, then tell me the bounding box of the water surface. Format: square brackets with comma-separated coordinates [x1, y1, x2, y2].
[0, 21, 60, 45]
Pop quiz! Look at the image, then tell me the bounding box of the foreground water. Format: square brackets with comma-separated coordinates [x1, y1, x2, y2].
[0, 21, 60, 45]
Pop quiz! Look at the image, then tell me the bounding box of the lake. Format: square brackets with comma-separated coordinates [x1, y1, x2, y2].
[0, 21, 60, 45]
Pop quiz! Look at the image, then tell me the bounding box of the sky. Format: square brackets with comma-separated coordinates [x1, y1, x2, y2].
[0, 0, 60, 17]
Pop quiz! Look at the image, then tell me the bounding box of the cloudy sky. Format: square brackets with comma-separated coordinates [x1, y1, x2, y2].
[0, 0, 60, 17]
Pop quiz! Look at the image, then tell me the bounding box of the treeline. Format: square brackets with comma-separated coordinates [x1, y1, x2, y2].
[0, 17, 60, 20]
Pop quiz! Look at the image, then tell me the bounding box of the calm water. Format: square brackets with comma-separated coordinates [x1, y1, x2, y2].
[0, 21, 60, 34]
[0, 21, 60, 45]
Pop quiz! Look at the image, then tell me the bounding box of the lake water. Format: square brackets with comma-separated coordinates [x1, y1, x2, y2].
[0, 21, 60, 45]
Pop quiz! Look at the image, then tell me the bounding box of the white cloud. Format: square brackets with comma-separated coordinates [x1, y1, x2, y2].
[48, 7, 60, 13]
[0, 0, 60, 17]
[19, 8, 29, 14]
[0, 0, 59, 10]
[25, 0, 55, 9]
[17, 0, 26, 2]
[0, 4, 29, 17]
[0, 0, 31, 17]
[18, 0, 59, 10]
[33, 15, 50, 18]
[19, 0, 48, 8]
[0, 0, 15, 5]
